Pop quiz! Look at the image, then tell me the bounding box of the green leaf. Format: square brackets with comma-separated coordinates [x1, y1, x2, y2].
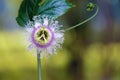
[16, 0, 42, 27]
[37, 0, 73, 18]
[16, 0, 73, 27]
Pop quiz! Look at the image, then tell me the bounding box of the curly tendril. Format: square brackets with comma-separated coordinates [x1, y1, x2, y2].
[65, 3, 99, 31]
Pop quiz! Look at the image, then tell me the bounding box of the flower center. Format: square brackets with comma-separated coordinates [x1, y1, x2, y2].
[34, 27, 52, 45]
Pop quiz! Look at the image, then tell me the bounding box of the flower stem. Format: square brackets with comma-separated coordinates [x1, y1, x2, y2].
[37, 49, 42, 80]
[65, 4, 99, 31]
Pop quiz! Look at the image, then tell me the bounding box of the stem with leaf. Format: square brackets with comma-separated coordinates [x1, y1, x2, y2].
[65, 4, 99, 31]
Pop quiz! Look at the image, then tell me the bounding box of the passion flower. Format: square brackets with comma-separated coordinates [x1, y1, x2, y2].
[25, 15, 64, 57]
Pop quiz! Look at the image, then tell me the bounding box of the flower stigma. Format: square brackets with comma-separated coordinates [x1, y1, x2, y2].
[34, 26, 53, 45]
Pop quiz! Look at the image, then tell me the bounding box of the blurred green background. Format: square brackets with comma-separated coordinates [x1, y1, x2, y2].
[0, 0, 120, 80]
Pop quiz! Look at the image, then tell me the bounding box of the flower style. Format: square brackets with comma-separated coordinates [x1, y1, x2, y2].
[25, 15, 64, 57]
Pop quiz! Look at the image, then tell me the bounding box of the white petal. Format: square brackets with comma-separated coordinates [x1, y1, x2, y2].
[27, 44, 35, 51]
[25, 27, 33, 33]
[55, 33, 64, 38]
[35, 22, 41, 28]
[47, 47, 53, 54]
[37, 48, 42, 52]
[43, 18, 48, 26]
